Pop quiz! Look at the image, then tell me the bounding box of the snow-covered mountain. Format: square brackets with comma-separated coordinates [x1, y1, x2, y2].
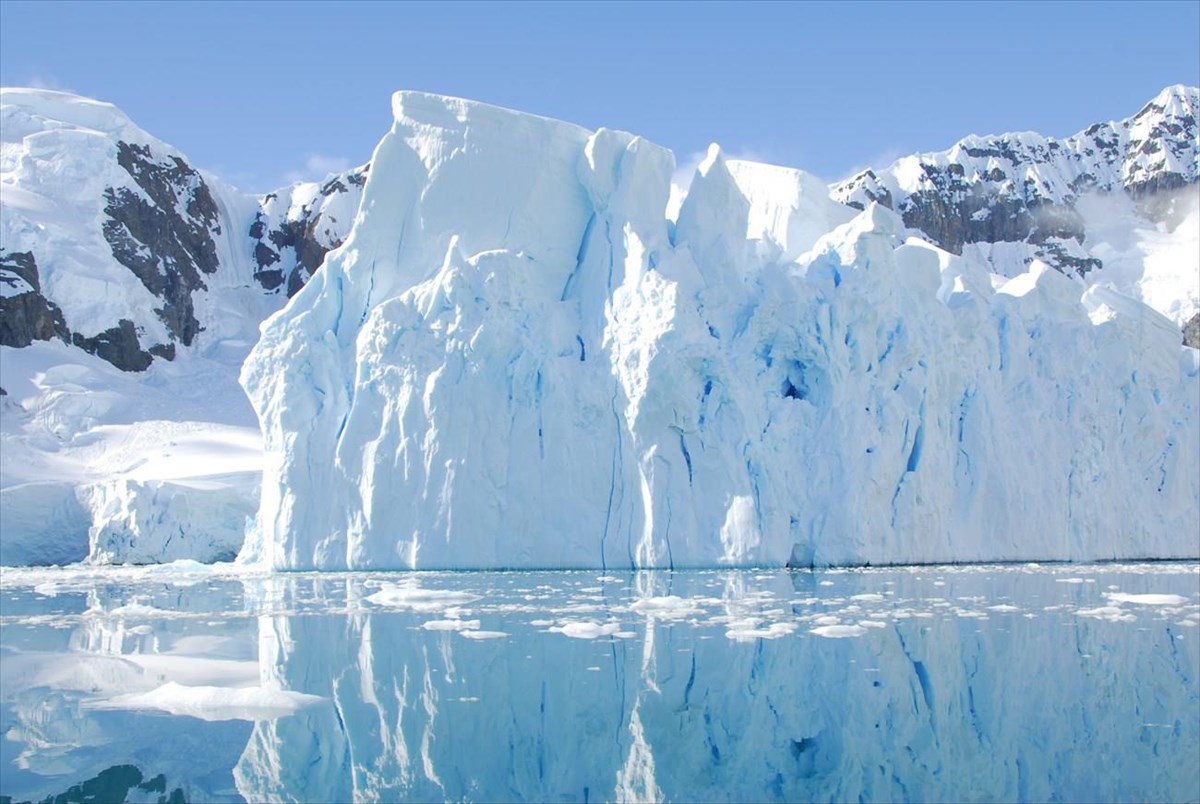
[1, 86, 1197, 567]
[0, 89, 364, 564]
[833, 84, 1200, 334]
[242, 91, 1198, 571]
[0, 89, 365, 373]
[250, 166, 369, 298]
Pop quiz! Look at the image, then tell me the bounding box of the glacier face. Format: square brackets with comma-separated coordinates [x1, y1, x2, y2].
[243, 92, 1200, 571]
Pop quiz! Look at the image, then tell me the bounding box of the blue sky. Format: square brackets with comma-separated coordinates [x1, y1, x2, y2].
[2, 1, 1197, 193]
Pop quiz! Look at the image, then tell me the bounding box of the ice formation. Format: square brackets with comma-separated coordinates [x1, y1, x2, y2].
[242, 92, 1200, 570]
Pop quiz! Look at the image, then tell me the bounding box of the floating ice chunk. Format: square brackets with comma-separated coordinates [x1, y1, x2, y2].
[811, 624, 869, 638]
[104, 602, 169, 619]
[629, 596, 708, 619]
[726, 622, 796, 641]
[421, 619, 482, 631]
[1106, 593, 1188, 606]
[366, 585, 481, 612]
[461, 630, 508, 640]
[89, 681, 323, 722]
[1077, 605, 1138, 623]
[550, 621, 625, 639]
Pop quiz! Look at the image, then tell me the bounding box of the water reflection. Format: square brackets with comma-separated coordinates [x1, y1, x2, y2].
[1, 764, 187, 804]
[2, 564, 1197, 802]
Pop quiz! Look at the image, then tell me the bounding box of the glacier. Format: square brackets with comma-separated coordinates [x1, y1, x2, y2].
[242, 92, 1200, 571]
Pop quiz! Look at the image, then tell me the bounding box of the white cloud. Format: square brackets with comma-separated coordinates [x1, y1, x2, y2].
[284, 154, 352, 185]
[23, 75, 75, 93]
[837, 146, 904, 184]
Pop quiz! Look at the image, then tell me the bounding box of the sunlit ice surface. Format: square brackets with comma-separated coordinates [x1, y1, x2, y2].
[1, 562, 1197, 802]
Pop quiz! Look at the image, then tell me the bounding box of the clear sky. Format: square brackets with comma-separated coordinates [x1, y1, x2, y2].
[2, 0, 1197, 193]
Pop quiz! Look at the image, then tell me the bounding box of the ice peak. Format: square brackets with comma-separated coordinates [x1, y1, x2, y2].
[1131, 84, 1199, 125]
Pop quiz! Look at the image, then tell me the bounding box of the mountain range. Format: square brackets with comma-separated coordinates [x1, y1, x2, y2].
[0, 85, 1196, 567]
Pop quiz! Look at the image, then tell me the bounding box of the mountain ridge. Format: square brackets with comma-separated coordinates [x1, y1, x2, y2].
[832, 85, 1198, 308]
[2, 85, 1197, 376]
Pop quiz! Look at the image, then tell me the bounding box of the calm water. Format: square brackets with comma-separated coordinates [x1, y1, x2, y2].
[1, 563, 1197, 803]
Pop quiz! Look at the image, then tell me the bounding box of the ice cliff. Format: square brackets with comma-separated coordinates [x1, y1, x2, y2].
[242, 92, 1200, 570]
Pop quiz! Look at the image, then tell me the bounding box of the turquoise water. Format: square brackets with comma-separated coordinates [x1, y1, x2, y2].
[1, 563, 1197, 803]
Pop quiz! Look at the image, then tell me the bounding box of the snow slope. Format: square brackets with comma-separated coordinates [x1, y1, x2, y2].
[242, 91, 1200, 571]
[0, 339, 262, 565]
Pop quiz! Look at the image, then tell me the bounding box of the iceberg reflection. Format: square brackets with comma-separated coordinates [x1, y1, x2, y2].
[1, 564, 1196, 802]
[234, 565, 1199, 802]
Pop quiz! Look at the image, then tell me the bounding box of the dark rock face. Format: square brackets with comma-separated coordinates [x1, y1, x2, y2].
[101, 141, 223, 346]
[0, 251, 70, 348]
[71, 319, 155, 372]
[833, 86, 1198, 279]
[250, 164, 368, 296]
[1184, 313, 1200, 349]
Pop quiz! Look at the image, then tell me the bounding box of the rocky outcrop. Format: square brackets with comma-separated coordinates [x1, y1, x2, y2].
[69, 319, 156, 372]
[0, 250, 163, 371]
[101, 141, 223, 346]
[250, 166, 367, 296]
[1185, 312, 1200, 349]
[0, 251, 70, 348]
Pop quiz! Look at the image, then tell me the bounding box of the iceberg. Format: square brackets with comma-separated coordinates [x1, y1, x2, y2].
[242, 91, 1200, 570]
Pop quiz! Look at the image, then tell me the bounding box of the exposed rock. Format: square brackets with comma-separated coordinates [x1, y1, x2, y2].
[71, 318, 154, 372]
[1184, 313, 1200, 349]
[100, 141, 223, 347]
[250, 164, 368, 296]
[0, 251, 70, 348]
